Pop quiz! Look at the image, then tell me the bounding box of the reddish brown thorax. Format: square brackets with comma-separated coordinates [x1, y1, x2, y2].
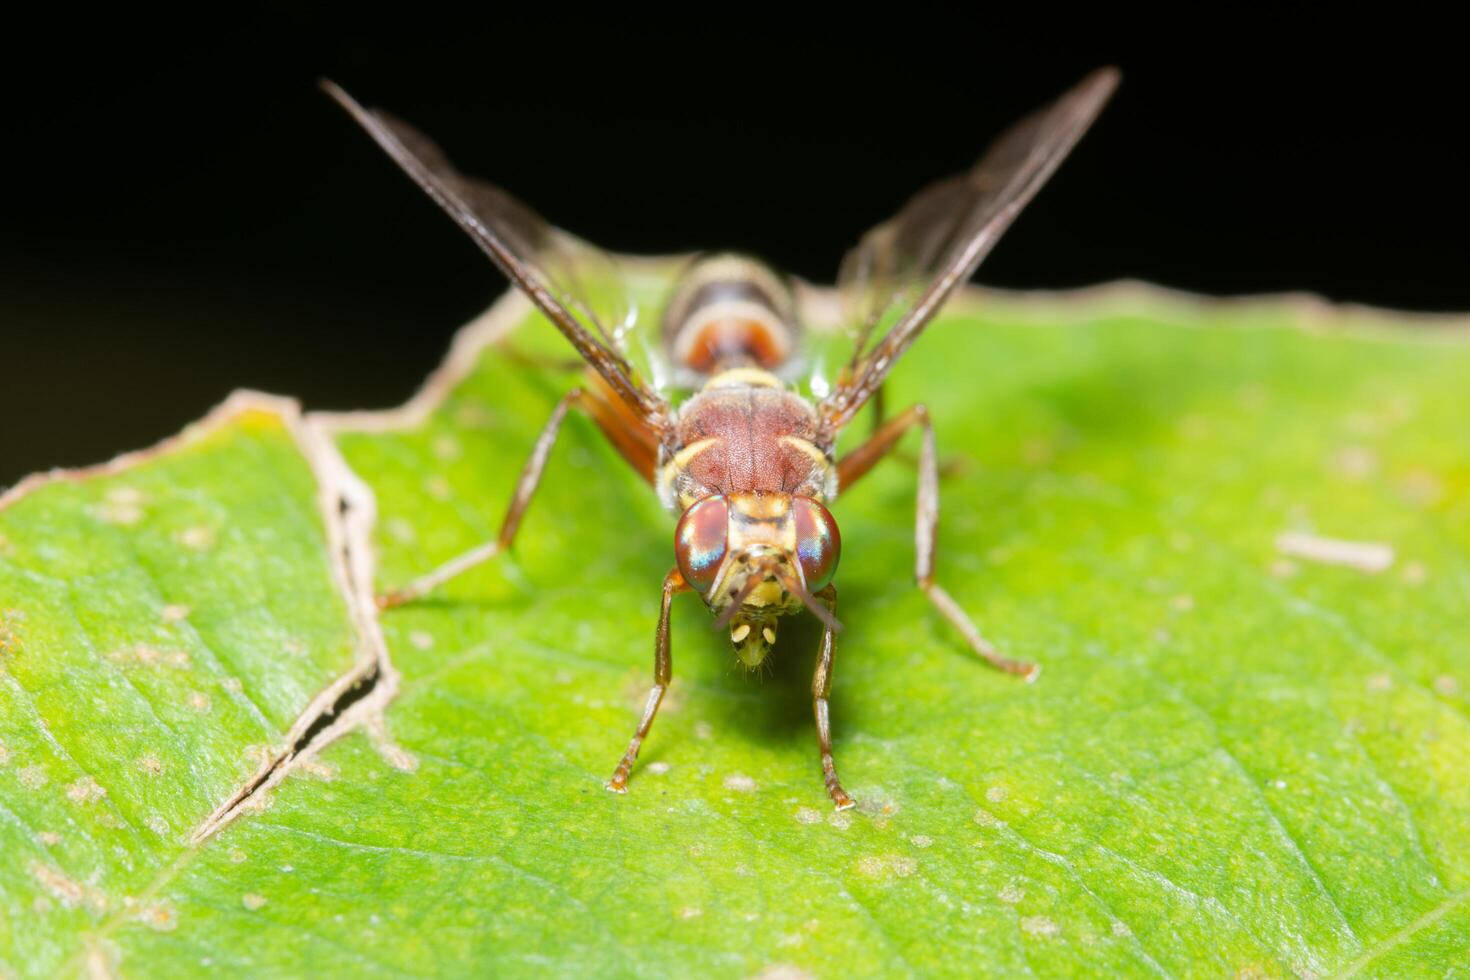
[663, 376, 830, 506]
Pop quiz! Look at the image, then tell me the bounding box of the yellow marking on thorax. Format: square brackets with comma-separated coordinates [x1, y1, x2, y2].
[780, 436, 839, 499]
[670, 436, 720, 472]
[703, 367, 783, 390]
[780, 435, 829, 468]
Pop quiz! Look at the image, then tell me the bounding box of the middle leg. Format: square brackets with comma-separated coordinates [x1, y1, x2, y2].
[837, 403, 1038, 680]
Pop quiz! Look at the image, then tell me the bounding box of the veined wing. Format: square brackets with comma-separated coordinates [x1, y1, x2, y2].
[322, 81, 668, 427]
[818, 67, 1119, 436]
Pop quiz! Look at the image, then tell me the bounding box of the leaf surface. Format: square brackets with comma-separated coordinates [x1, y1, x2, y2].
[2, 282, 1468, 978]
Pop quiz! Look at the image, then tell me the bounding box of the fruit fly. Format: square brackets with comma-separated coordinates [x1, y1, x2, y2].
[325, 68, 1118, 809]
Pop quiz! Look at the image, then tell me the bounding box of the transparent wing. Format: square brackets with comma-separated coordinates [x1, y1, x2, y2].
[322, 81, 668, 424]
[818, 67, 1119, 435]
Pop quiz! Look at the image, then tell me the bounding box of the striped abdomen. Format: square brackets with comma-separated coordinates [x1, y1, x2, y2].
[661, 253, 799, 377]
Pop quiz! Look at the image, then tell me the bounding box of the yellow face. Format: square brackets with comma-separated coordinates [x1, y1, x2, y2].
[674, 493, 841, 667]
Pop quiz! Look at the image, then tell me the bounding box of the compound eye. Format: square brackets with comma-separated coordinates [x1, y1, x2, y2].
[675, 495, 729, 593]
[792, 496, 840, 591]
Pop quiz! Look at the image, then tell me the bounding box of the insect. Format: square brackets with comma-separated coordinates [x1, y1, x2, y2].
[325, 68, 1118, 809]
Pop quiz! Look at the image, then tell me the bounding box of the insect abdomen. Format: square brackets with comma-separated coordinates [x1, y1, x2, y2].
[662, 253, 799, 376]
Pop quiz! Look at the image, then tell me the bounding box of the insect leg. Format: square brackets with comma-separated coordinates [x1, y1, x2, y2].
[836, 404, 1038, 680]
[811, 583, 855, 810]
[607, 567, 688, 794]
[870, 382, 888, 436]
[378, 388, 586, 609]
[866, 382, 963, 475]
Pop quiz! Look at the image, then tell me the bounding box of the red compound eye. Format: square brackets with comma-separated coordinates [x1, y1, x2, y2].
[675, 495, 729, 593]
[792, 496, 840, 591]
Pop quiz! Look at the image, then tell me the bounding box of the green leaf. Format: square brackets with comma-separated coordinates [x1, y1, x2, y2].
[3, 281, 1468, 978]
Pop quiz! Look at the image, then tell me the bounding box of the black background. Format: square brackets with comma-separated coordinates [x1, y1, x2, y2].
[3, 20, 1467, 485]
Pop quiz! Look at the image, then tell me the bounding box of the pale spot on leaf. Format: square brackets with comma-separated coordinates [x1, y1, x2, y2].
[1276, 531, 1394, 573]
[433, 435, 462, 461]
[134, 903, 177, 932]
[30, 861, 85, 907]
[65, 776, 106, 804]
[107, 643, 189, 670]
[95, 487, 145, 525]
[1399, 470, 1445, 507]
[386, 517, 417, 544]
[1021, 915, 1060, 937]
[1269, 558, 1299, 579]
[177, 525, 216, 551]
[0, 613, 20, 657]
[856, 854, 918, 879]
[752, 965, 814, 980]
[1331, 446, 1377, 479]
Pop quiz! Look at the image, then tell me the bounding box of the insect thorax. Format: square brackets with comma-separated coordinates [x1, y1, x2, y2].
[657, 370, 837, 512]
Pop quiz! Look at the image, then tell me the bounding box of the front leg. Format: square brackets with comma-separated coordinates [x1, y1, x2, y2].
[837, 404, 1038, 680]
[607, 568, 688, 793]
[811, 584, 855, 810]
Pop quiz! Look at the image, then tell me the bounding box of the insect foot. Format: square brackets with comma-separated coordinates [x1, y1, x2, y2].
[823, 751, 855, 811]
[606, 732, 647, 795]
